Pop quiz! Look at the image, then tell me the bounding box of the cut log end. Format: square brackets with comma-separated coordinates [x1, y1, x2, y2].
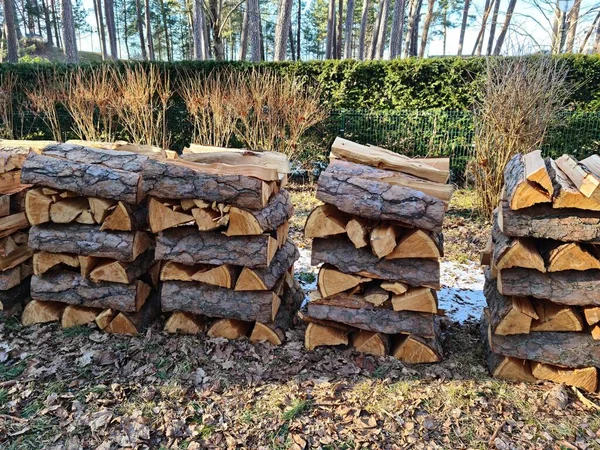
[531, 362, 597, 393]
[249, 322, 285, 345]
[351, 330, 389, 356]
[21, 300, 65, 326]
[392, 335, 441, 363]
[164, 311, 205, 334]
[304, 204, 349, 239]
[304, 322, 349, 350]
[207, 319, 252, 340]
[61, 305, 100, 328]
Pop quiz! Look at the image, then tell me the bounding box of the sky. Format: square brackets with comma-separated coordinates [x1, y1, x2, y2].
[75, 0, 600, 57]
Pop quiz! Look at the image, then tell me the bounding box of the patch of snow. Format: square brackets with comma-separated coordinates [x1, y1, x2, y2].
[438, 260, 486, 324]
[295, 246, 318, 306]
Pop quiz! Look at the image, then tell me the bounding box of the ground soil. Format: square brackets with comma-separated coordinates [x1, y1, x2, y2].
[1, 186, 599, 449]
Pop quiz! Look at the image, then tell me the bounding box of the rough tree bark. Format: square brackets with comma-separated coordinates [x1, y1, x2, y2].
[375, 0, 389, 59]
[2, 0, 18, 62]
[104, 0, 118, 59]
[94, 0, 108, 59]
[135, 0, 147, 59]
[240, 1, 248, 60]
[336, 0, 343, 58]
[492, 0, 517, 55]
[41, 0, 53, 46]
[472, 0, 493, 55]
[247, 0, 261, 61]
[274, 0, 293, 60]
[145, 0, 155, 59]
[61, 0, 78, 63]
[369, 0, 384, 59]
[457, 0, 470, 55]
[389, 0, 405, 58]
[579, 11, 600, 53]
[403, 0, 418, 57]
[486, 0, 500, 54]
[192, 0, 206, 59]
[326, 0, 335, 58]
[419, 0, 435, 57]
[565, 0, 581, 53]
[343, 0, 355, 58]
[358, 0, 369, 59]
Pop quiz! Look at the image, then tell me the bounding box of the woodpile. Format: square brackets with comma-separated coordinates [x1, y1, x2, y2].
[0, 141, 51, 317]
[150, 147, 302, 344]
[20, 143, 159, 334]
[481, 150, 600, 392]
[300, 138, 452, 362]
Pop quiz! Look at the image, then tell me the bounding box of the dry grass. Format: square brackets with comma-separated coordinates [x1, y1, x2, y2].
[0, 73, 16, 139]
[469, 56, 571, 218]
[24, 71, 63, 141]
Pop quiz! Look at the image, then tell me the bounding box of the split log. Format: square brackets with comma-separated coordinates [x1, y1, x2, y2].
[148, 197, 194, 233]
[555, 154, 600, 200]
[33, 252, 80, 275]
[317, 160, 446, 232]
[498, 200, 600, 242]
[161, 281, 280, 322]
[485, 272, 536, 335]
[250, 322, 285, 345]
[31, 272, 150, 312]
[546, 159, 600, 211]
[369, 224, 398, 258]
[95, 308, 116, 330]
[142, 158, 272, 210]
[25, 188, 52, 225]
[351, 330, 389, 356]
[0, 246, 33, 271]
[391, 288, 438, 314]
[0, 277, 31, 312]
[531, 362, 597, 393]
[207, 319, 252, 339]
[583, 307, 600, 326]
[492, 223, 545, 272]
[391, 333, 443, 363]
[0, 170, 29, 195]
[304, 322, 349, 350]
[0, 212, 28, 237]
[524, 150, 553, 195]
[21, 300, 65, 326]
[41, 143, 147, 172]
[49, 197, 89, 223]
[530, 300, 583, 332]
[317, 265, 370, 298]
[181, 146, 290, 174]
[498, 267, 600, 305]
[88, 248, 155, 284]
[312, 237, 440, 288]
[482, 309, 600, 368]
[0, 263, 29, 290]
[226, 191, 293, 235]
[345, 217, 373, 248]
[164, 311, 205, 334]
[380, 281, 408, 295]
[305, 293, 436, 336]
[61, 305, 101, 328]
[0, 194, 9, 217]
[103, 293, 160, 335]
[331, 137, 450, 183]
[234, 240, 298, 291]
[88, 197, 116, 223]
[486, 353, 536, 383]
[386, 229, 443, 259]
[100, 201, 148, 231]
[0, 152, 27, 173]
[28, 224, 151, 262]
[0, 235, 19, 257]
[503, 153, 551, 210]
[191, 265, 237, 289]
[21, 152, 143, 204]
[363, 285, 390, 306]
[545, 242, 600, 272]
[592, 326, 600, 340]
[191, 208, 221, 231]
[156, 227, 277, 268]
[304, 204, 349, 239]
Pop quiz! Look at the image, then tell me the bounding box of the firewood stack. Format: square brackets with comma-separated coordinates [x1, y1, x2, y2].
[481, 150, 600, 392]
[300, 138, 453, 362]
[143, 147, 302, 344]
[0, 141, 55, 316]
[19, 143, 159, 334]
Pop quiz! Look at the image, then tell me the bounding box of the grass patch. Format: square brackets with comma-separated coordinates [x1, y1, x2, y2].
[296, 271, 316, 284]
[0, 360, 27, 381]
[282, 399, 313, 422]
[0, 387, 8, 411]
[62, 326, 95, 338]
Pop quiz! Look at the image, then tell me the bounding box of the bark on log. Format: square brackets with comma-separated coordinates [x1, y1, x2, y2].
[227, 190, 293, 235]
[311, 237, 440, 289]
[0, 276, 30, 311]
[498, 267, 600, 305]
[499, 200, 600, 242]
[30, 272, 150, 312]
[142, 158, 270, 210]
[161, 281, 280, 322]
[235, 239, 299, 291]
[42, 143, 147, 172]
[546, 158, 600, 211]
[305, 293, 436, 336]
[482, 309, 600, 368]
[503, 153, 551, 210]
[316, 160, 446, 232]
[89, 247, 155, 284]
[156, 227, 276, 268]
[28, 224, 151, 262]
[492, 218, 545, 272]
[21, 152, 143, 204]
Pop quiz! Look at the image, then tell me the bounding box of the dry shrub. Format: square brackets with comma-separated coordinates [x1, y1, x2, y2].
[0, 73, 16, 138]
[25, 71, 63, 141]
[110, 64, 172, 148]
[470, 56, 571, 218]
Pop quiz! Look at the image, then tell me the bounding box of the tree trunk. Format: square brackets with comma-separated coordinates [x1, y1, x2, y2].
[403, 0, 416, 57]
[61, 0, 78, 63]
[192, 0, 205, 59]
[326, 0, 335, 58]
[94, 0, 108, 59]
[419, 0, 434, 57]
[41, 0, 53, 46]
[486, 0, 499, 54]
[240, 1, 248, 59]
[358, 0, 369, 59]
[565, 0, 581, 53]
[457, 0, 470, 55]
[247, 0, 261, 61]
[369, 0, 383, 59]
[336, 0, 343, 58]
[389, 0, 405, 58]
[134, 0, 147, 59]
[3, 0, 19, 62]
[122, 0, 130, 58]
[343, 0, 354, 58]
[158, 0, 171, 61]
[492, 0, 517, 55]
[51, 0, 60, 47]
[104, 0, 118, 59]
[145, 0, 155, 59]
[296, 0, 301, 58]
[375, 0, 389, 59]
[472, 0, 492, 55]
[274, 0, 293, 60]
[409, 0, 421, 55]
[258, 6, 265, 60]
[579, 11, 600, 53]
[551, 6, 562, 54]
[596, 13, 600, 53]
[289, 26, 295, 60]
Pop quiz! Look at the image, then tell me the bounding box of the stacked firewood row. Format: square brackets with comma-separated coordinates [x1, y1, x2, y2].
[0, 141, 54, 316]
[146, 147, 302, 344]
[300, 138, 453, 362]
[481, 150, 600, 392]
[19, 143, 160, 334]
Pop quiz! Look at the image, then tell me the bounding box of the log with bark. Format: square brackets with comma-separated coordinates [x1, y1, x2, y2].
[304, 322, 350, 350]
[42, 143, 148, 172]
[30, 272, 151, 312]
[28, 224, 152, 262]
[311, 237, 440, 289]
[492, 220, 545, 272]
[503, 153, 551, 210]
[102, 292, 161, 335]
[21, 152, 143, 204]
[555, 154, 600, 201]
[156, 227, 277, 268]
[161, 281, 280, 322]
[0, 276, 31, 312]
[0, 262, 31, 291]
[546, 158, 600, 211]
[226, 190, 293, 235]
[386, 229, 443, 259]
[316, 160, 446, 232]
[235, 239, 298, 291]
[142, 158, 274, 210]
[391, 332, 443, 363]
